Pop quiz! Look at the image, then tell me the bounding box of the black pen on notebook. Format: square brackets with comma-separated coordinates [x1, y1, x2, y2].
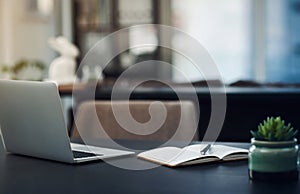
[200, 144, 211, 155]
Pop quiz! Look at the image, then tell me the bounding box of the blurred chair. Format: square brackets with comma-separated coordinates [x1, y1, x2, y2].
[71, 100, 198, 141]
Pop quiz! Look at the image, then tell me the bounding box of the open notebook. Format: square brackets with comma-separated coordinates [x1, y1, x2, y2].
[137, 144, 248, 167]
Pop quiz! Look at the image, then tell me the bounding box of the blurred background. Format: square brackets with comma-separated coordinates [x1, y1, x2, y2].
[1, 0, 300, 84]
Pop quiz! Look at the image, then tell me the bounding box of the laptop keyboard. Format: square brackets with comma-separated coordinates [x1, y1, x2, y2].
[72, 150, 102, 158]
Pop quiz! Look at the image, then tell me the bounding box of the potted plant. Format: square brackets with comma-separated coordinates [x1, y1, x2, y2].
[0, 59, 45, 81]
[249, 116, 299, 181]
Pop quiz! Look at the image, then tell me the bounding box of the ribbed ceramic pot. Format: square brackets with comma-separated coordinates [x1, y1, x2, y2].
[248, 138, 299, 181]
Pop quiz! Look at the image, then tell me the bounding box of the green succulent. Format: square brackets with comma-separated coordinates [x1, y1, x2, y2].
[251, 116, 298, 141]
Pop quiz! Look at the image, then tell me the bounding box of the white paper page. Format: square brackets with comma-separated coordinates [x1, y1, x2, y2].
[138, 144, 248, 166]
[168, 144, 218, 165]
[168, 149, 202, 166]
[208, 145, 248, 159]
[185, 144, 248, 159]
[185, 144, 211, 153]
[138, 147, 182, 163]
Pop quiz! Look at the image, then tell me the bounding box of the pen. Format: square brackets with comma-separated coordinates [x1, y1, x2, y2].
[200, 144, 211, 155]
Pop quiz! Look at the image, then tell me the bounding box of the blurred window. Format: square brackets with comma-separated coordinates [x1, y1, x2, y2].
[171, 0, 300, 84]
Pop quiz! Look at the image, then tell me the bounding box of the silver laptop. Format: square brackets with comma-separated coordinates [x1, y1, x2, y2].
[0, 79, 134, 163]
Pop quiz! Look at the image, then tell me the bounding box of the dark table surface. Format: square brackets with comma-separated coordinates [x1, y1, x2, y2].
[0, 137, 299, 194]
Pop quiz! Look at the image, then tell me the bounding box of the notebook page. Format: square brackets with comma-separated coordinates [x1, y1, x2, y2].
[138, 147, 182, 164]
[185, 144, 211, 153]
[209, 145, 248, 159]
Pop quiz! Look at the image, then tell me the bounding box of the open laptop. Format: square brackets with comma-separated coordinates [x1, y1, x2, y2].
[0, 79, 134, 163]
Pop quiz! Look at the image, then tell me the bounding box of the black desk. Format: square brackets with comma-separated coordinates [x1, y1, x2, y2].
[1, 138, 299, 194]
